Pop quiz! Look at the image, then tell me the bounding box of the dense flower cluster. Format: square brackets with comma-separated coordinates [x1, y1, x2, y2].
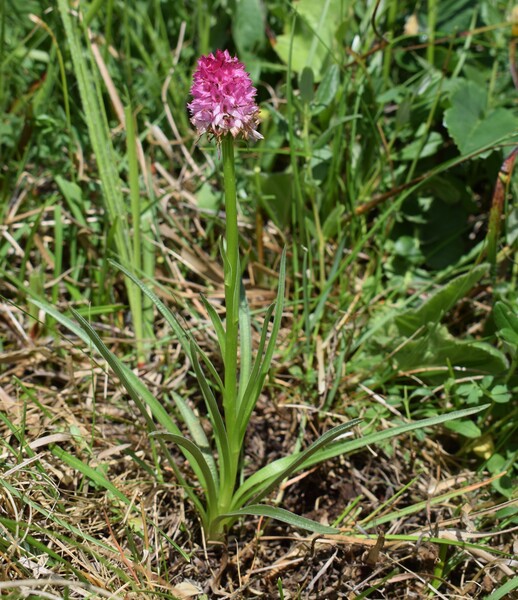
[188, 49, 263, 142]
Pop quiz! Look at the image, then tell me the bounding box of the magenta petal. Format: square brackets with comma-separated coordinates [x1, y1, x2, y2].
[188, 49, 262, 142]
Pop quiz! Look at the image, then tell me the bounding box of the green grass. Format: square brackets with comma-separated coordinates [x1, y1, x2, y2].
[0, 0, 517, 597]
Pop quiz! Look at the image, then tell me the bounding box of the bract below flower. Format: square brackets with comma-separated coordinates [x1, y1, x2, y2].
[188, 49, 263, 142]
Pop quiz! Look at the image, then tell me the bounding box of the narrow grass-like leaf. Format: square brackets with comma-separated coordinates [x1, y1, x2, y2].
[189, 342, 231, 485]
[218, 504, 338, 534]
[171, 391, 219, 488]
[232, 419, 362, 509]
[485, 576, 518, 600]
[238, 279, 252, 403]
[51, 446, 130, 505]
[237, 249, 286, 438]
[31, 299, 179, 436]
[69, 310, 207, 508]
[233, 406, 488, 508]
[301, 404, 490, 468]
[236, 302, 275, 429]
[152, 432, 217, 514]
[200, 294, 226, 357]
[110, 259, 224, 391]
[30, 299, 205, 516]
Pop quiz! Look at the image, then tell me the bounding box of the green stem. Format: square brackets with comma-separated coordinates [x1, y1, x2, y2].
[208, 135, 241, 531]
[427, 0, 437, 66]
[125, 104, 145, 366]
[222, 135, 240, 441]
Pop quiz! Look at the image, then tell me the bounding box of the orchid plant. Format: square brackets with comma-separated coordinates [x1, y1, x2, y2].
[116, 49, 360, 540]
[34, 50, 489, 542]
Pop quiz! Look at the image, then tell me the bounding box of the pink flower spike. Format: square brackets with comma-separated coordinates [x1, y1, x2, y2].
[188, 49, 263, 143]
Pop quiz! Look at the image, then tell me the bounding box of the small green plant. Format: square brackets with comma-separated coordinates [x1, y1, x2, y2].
[34, 47, 489, 542]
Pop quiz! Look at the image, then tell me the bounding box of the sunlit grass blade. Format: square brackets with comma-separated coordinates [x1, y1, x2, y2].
[57, 0, 149, 353]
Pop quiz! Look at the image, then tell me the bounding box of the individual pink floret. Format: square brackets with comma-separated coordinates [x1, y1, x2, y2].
[188, 49, 263, 142]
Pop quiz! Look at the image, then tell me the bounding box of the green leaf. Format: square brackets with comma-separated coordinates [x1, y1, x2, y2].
[444, 80, 518, 156]
[219, 504, 338, 534]
[200, 294, 226, 357]
[493, 301, 518, 346]
[189, 342, 230, 482]
[395, 264, 489, 335]
[233, 419, 362, 509]
[152, 433, 218, 511]
[259, 173, 293, 228]
[238, 280, 253, 403]
[313, 63, 340, 112]
[109, 260, 224, 391]
[489, 385, 512, 404]
[444, 419, 481, 438]
[171, 391, 219, 487]
[303, 405, 490, 467]
[391, 324, 508, 376]
[52, 446, 130, 505]
[273, 0, 343, 80]
[233, 0, 265, 55]
[237, 249, 287, 439]
[30, 298, 206, 516]
[397, 132, 443, 161]
[484, 576, 518, 600]
[299, 66, 314, 104]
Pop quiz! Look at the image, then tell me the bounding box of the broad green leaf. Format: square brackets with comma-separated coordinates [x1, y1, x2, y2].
[391, 324, 508, 376]
[196, 182, 220, 211]
[493, 301, 518, 347]
[444, 419, 481, 438]
[219, 504, 338, 535]
[273, 0, 343, 80]
[395, 264, 489, 335]
[259, 173, 293, 228]
[397, 132, 443, 161]
[233, 0, 264, 55]
[444, 80, 518, 156]
[489, 385, 512, 404]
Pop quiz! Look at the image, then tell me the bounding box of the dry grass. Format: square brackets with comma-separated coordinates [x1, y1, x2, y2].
[1, 281, 516, 598]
